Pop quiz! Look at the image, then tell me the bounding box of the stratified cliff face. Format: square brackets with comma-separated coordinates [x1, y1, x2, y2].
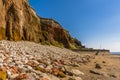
[0, 0, 41, 42]
[40, 18, 82, 48]
[0, 0, 82, 49]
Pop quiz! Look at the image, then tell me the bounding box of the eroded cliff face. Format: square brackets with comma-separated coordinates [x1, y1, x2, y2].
[0, 0, 6, 39]
[0, 0, 82, 49]
[40, 18, 82, 49]
[0, 0, 41, 42]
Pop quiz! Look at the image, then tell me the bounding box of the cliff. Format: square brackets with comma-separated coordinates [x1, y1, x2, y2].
[40, 18, 82, 48]
[0, 0, 82, 49]
[0, 0, 41, 42]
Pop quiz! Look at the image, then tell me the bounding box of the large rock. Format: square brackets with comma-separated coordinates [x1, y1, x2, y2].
[90, 69, 108, 77]
[70, 69, 84, 76]
[0, 0, 82, 49]
[63, 66, 84, 76]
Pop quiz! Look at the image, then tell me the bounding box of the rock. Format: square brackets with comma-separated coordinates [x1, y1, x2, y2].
[39, 78, 49, 80]
[9, 74, 19, 79]
[110, 74, 117, 78]
[9, 66, 18, 74]
[26, 61, 34, 67]
[16, 73, 27, 80]
[32, 70, 42, 75]
[108, 73, 118, 78]
[58, 71, 66, 78]
[0, 67, 7, 73]
[102, 61, 106, 63]
[81, 57, 88, 63]
[95, 63, 102, 69]
[25, 73, 38, 80]
[60, 66, 66, 72]
[70, 69, 84, 76]
[39, 64, 46, 69]
[90, 69, 108, 77]
[34, 66, 46, 73]
[26, 60, 39, 67]
[61, 66, 73, 76]
[45, 65, 53, 70]
[40, 73, 60, 80]
[0, 71, 7, 80]
[25, 65, 33, 70]
[52, 67, 59, 76]
[4, 57, 11, 63]
[0, 58, 4, 63]
[72, 62, 80, 67]
[18, 66, 28, 73]
[7, 70, 12, 77]
[32, 60, 40, 65]
[69, 76, 82, 80]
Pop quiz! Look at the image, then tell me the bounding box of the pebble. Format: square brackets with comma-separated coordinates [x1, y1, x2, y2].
[0, 40, 93, 80]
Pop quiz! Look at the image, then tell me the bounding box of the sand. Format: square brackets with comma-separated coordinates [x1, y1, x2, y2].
[76, 54, 120, 80]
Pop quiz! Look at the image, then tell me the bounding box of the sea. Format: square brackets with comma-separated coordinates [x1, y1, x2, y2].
[111, 52, 120, 55]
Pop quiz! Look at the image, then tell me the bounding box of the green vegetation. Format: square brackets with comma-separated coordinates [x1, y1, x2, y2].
[41, 41, 51, 46]
[52, 41, 64, 48]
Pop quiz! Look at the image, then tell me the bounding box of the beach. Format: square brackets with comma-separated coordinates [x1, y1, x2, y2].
[77, 54, 120, 80]
[0, 41, 119, 80]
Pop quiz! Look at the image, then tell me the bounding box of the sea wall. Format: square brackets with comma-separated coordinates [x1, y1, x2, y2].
[73, 49, 110, 55]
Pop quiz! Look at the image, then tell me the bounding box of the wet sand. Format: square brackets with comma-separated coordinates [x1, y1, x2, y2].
[77, 54, 120, 80]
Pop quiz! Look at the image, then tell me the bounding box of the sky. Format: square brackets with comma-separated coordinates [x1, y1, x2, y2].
[29, 0, 120, 52]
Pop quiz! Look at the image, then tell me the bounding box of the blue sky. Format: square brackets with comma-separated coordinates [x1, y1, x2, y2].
[29, 0, 120, 52]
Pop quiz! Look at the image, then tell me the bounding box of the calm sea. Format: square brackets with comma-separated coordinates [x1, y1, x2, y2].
[111, 52, 120, 55]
